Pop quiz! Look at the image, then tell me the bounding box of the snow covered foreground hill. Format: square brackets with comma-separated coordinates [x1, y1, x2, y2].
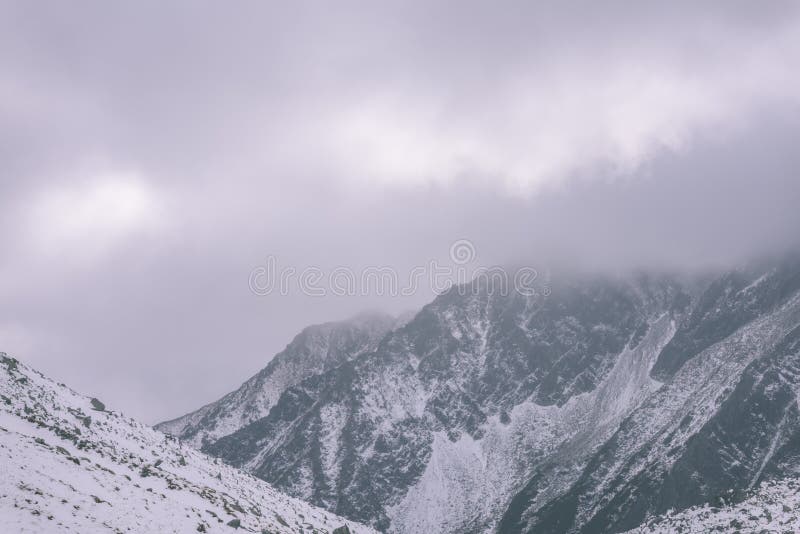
[0, 352, 374, 534]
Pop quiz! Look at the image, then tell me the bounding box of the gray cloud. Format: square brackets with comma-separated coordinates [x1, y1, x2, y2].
[1, 1, 799, 422]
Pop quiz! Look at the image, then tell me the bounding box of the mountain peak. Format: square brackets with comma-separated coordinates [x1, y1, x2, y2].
[155, 312, 398, 448]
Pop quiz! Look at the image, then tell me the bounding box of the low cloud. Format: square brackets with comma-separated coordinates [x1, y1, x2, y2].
[1, 1, 799, 422]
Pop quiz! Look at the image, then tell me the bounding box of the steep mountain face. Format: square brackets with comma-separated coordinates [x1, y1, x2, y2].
[156, 312, 397, 448]
[0, 353, 375, 534]
[201, 274, 689, 531]
[161, 256, 800, 533]
[501, 259, 800, 533]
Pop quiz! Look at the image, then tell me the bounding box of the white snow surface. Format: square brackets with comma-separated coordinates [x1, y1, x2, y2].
[0, 353, 376, 534]
[624, 477, 800, 533]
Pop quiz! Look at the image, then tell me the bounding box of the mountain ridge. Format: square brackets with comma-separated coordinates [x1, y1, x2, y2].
[156, 311, 398, 449]
[159, 256, 800, 533]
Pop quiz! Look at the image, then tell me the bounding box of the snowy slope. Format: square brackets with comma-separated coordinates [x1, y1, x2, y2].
[0, 352, 375, 534]
[623, 477, 800, 533]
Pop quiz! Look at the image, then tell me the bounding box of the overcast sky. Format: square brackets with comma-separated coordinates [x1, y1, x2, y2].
[2, 1, 800, 423]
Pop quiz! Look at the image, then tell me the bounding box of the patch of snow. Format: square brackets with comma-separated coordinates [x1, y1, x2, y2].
[624, 477, 800, 533]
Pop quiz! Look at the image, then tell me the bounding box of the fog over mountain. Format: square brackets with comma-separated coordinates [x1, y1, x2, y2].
[1, 0, 799, 427]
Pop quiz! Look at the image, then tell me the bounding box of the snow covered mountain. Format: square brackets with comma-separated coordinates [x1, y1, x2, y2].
[156, 312, 397, 449]
[160, 256, 800, 533]
[0, 352, 375, 534]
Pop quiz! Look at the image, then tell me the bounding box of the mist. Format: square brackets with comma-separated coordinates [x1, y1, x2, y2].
[1, 1, 799, 422]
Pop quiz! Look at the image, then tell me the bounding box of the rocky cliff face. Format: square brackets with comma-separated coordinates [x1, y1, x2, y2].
[499, 259, 800, 533]
[161, 256, 800, 533]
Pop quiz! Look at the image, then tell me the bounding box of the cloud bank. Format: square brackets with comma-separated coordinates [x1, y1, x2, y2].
[1, 1, 799, 421]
